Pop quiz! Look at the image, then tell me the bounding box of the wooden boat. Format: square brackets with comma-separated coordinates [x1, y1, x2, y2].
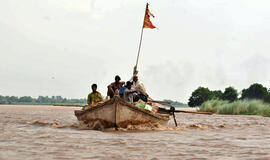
[74, 96, 171, 128]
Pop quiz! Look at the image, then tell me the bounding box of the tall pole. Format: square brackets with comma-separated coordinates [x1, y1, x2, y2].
[134, 3, 148, 72]
[135, 26, 144, 70]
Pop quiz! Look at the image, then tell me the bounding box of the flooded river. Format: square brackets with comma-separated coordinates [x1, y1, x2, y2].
[1, 105, 270, 160]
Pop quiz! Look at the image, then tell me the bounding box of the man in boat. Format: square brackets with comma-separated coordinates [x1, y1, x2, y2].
[87, 84, 103, 105]
[123, 81, 137, 102]
[130, 75, 149, 102]
[107, 75, 125, 98]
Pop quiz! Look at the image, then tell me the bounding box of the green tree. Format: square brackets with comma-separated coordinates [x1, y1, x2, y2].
[212, 90, 223, 99]
[0, 96, 8, 104]
[19, 96, 34, 103]
[61, 98, 67, 103]
[7, 96, 19, 104]
[188, 87, 214, 107]
[221, 87, 238, 102]
[264, 93, 270, 104]
[241, 83, 268, 100]
[37, 96, 51, 103]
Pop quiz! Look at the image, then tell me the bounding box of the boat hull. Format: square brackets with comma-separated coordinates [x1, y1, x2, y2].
[74, 96, 170, 128]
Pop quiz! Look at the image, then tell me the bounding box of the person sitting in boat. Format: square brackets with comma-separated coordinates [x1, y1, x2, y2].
[119, 85, 126, 98]
[87, 83, 103, 105]
[130, 75, 149, 102]
[107, 75, 125, 98]
[123, 81, 138, 102]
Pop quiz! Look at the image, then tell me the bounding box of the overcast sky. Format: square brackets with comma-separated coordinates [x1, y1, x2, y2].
[0, 0, 270, 102]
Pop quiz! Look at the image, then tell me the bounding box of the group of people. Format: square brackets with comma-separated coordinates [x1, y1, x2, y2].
[87, 74, 149, 106]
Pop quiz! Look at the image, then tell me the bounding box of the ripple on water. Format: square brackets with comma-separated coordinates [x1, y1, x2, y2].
[1, 105, 270, 160]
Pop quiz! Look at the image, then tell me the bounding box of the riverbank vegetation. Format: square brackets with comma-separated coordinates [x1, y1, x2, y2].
[188, 83, 270, 107]
[199, 99, 270, 117]
[0, 95, 186, 107]
[161, 99, 187, 107]
[188, 83, 270, 117]
[0, 95, 86, 105]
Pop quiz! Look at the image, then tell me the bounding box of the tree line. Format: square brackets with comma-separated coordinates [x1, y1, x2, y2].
[0, 95, 86, 105]
[162, 99, 187, 107]
[188, 83, 270, 107]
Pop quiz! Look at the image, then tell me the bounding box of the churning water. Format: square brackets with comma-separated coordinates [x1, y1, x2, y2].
[1, 105, 270, 160]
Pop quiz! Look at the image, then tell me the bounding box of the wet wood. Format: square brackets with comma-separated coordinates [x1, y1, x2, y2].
[74, 96, 170, 128]
[174, 110, 213, 115]
[53, 104, 85, 107]
[149, 100, 171, 104]
[157, 107, 213, 115]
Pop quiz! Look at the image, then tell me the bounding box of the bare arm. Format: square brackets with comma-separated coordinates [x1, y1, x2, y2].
[126, 90, 137, 95]
[108, 83, 114, 94]
[120, 81, 125, 86]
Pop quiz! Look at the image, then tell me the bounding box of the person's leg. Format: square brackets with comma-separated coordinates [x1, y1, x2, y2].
[107, 90, 114, 98]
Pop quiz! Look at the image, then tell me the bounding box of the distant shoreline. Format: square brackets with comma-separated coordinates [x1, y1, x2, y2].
[0, 104, 84, 107]
[0, 104, 194, 111]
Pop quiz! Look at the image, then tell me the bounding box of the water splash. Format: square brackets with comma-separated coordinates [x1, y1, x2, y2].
[30, 119, 231, 131]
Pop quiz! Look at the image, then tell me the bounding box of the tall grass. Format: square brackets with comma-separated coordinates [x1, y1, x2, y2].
[200, 99, 270, 117]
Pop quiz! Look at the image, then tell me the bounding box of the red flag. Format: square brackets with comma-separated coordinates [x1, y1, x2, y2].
[143, 3, 156, 29]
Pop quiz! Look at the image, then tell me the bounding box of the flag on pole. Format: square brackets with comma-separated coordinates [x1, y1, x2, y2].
[143, 3, 156, 29]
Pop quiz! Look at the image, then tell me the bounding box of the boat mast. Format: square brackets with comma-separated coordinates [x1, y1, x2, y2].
[134, 3, 148, 73]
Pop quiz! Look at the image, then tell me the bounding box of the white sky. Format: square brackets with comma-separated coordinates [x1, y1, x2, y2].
[0, 0, 270, 102]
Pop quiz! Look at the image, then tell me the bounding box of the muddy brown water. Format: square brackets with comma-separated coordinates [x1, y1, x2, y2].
[1, 105, 270, 160]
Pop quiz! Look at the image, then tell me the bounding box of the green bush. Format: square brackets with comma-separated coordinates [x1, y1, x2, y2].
[200, 100, 228, 113]
[199, 99, 270, 117]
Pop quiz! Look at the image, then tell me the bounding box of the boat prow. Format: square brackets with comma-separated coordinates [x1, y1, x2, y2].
[74, 96, 170, 128]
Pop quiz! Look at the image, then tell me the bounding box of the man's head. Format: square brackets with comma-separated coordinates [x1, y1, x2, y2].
[126, 81, 132, 89]
[115, 75, 121, 83]
[133, 75, 138, 82]
[91, 83, 97, 92]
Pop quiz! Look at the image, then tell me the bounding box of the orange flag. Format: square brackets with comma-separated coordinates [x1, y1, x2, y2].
[143, 3, 156, 29]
